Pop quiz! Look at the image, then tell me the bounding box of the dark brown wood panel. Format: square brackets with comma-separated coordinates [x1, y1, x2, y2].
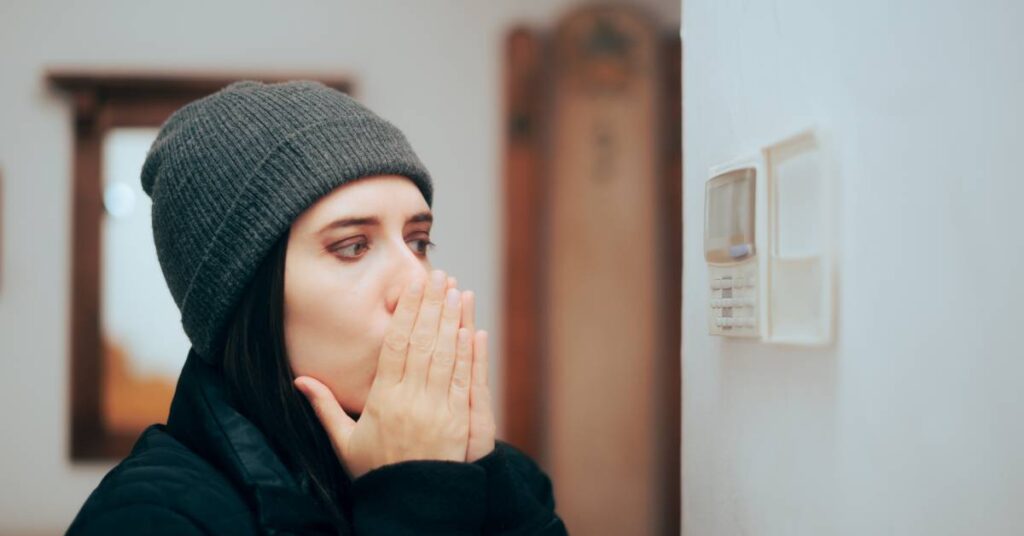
[502, 28, 548, 462]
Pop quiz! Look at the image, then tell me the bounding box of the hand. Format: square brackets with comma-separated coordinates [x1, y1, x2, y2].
[294, 269, 474, 480]
[455, 286, 496, 463]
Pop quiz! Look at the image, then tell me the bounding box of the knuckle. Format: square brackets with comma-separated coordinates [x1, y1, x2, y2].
[451, 373, 470, 391]
[383, 331, 410, 352]
[433, 347, 455, 364]
[409, 333, 434, 353]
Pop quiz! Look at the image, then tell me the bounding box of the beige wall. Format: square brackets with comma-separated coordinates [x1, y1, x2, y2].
[682, 0, 1024, 534]
[0, 1, 679, 533]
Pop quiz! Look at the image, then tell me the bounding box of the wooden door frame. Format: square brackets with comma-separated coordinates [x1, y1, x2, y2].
[500, 25, 681, 533]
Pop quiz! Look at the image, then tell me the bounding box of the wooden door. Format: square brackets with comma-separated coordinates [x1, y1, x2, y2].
[502, 6, 681, 535]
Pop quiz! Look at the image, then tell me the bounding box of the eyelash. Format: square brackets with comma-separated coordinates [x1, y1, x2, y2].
[330, 236, 436, 260]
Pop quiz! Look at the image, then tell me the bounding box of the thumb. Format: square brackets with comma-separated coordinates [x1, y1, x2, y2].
[294, 376, 356, 459]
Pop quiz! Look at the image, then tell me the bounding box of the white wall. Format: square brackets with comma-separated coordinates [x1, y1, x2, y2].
[683, 0, 1024, 534]
[0, 1, 678, 533]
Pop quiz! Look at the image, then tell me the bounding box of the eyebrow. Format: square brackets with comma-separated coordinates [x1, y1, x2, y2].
[316, 211, 433, 235]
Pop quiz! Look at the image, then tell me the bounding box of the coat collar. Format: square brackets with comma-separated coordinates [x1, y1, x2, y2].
[166, 348, 343, 534]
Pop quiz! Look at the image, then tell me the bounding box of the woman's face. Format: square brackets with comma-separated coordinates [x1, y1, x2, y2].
[284, 175, 434, 416]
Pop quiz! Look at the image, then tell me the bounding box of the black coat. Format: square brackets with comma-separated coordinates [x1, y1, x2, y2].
[67, 349, 568, 535]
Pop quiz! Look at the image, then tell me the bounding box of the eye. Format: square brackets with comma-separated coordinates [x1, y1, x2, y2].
[331, 238, 370, 260]
[408, 237, 437, 257]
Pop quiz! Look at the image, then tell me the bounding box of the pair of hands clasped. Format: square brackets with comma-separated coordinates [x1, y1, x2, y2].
[294, 270, 496, 480]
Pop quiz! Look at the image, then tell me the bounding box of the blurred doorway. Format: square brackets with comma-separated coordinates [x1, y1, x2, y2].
[502, 6, 682, 535]
[49, 72, 352, 461]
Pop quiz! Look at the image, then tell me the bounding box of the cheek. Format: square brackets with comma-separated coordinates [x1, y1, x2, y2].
[282, 261, 393, 411]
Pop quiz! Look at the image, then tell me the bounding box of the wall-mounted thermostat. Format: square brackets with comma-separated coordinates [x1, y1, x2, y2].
[704, 130, 835, 345]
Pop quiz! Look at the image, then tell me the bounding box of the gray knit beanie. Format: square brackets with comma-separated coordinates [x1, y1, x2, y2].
[141, 80, 434, 363]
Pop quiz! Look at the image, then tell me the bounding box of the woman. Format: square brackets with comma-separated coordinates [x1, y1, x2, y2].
[67, 80, 567, 535]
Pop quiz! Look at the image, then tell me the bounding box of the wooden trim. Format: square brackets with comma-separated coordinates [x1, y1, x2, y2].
[67, 93, 106, 459]
[501, 28, 548, 461]
[47, 70, 354, 99]
[48, 71, 353, 461]
[656, 32, 683, 536]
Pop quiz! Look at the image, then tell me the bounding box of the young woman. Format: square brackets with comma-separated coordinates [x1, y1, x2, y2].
[67, 80, 567, 535]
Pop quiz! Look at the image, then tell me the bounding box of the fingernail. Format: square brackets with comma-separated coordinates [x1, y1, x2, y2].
[409, 276, 424, 294]
[446, 288, 460, 307]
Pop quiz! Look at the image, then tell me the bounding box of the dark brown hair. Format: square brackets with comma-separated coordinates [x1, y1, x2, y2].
[219, 230, 352, 529]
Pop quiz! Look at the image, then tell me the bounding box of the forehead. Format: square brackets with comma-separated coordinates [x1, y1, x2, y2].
[294, 175, 429, 229]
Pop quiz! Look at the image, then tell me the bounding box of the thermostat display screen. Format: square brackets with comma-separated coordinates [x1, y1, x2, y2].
[704, 168, 755, 262]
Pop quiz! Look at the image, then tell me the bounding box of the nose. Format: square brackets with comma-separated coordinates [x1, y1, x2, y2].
[385, 243, 431, 314]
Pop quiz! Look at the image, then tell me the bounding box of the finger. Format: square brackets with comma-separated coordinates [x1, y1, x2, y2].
[449, 328, 472, 412]
[427, 288, 462, 393]
[448, 276, 457, 290]
[461, 291, 475, 335]
[469, 330, 492, 441]
[404, 269, 448, 386]
[377, 273, 426, 386]
[471, 330, 489, 393]
[294, 376, 356, 460]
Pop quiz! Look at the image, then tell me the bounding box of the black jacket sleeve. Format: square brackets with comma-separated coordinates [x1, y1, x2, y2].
[473, 440, 569, 535]
[67, 504, 208, 536]
[350, 458, 486, 535]
[347, 441, 568, 536]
